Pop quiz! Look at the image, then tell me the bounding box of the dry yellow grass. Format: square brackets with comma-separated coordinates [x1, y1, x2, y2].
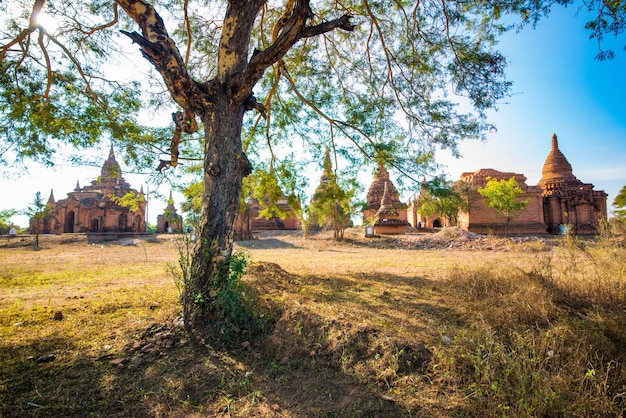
[1, 229, 625, 417]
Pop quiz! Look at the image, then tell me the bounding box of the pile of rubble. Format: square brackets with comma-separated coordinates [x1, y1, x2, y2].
[369, 227, 551, 251]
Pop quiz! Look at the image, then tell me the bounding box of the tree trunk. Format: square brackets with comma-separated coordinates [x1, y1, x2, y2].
[114, 0, 354, 324]
[189, 94, 250, 319]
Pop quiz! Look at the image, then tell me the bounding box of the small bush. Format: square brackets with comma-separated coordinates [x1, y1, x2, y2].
[169, 234, 271, 341]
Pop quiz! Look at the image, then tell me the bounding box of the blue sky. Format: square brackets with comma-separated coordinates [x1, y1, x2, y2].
[2, 5, 625, 227]
[439, 6, 626, 208]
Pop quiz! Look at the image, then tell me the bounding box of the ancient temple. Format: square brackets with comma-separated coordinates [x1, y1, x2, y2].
[233, 193, 301, 240]
[407, 179, 447, 229]
[363, 164, 407, 224]
[248, 197, 301, 231]
[456, 169, 546, 235]
[361, 164, 409, 234]
[539, 134, 607, 234]
[156, 191, 183, 233]
[373, 182, 409, 234]
[457, 134, 607, 235]
[31, 146, 146, 234]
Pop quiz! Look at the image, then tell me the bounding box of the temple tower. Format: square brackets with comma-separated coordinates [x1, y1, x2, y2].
[157, 190, 184, 233]
[539, 134, 607, 234]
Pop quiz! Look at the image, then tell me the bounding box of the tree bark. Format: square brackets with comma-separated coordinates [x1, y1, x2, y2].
[189, 94, 249, 315]
[116, 0, 354, 323]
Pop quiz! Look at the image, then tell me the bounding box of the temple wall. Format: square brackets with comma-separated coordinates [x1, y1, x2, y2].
[157, 214, 183, 233]
[460, 177, 548, 235]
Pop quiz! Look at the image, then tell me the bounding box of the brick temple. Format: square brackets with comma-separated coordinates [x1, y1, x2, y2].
[31, 146, 147, 234]
[366, 134, 607, 235]
[458, 134, 607, 235]
[156, 190, 183, 233]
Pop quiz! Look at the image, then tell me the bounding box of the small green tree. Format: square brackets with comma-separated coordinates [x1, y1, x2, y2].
[478, 177, 529, 236]
[0, 209, 17, 235]
[453, 180, 478, 218]
[109, 191, 145, 213]
[613, 185, 626, 221]
[416, 177, 466, 226]
[309, 174, 354, 240]
[23, 192, 50, 250]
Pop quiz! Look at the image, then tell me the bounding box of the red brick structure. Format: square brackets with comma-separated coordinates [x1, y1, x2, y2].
[539, 134, 607, 234]
[363, 164, 408, 225]
[373, 182, 409, 234]
[456, 169, 546, 235]
[233, 196, 301, 240]
[361, 164, 409, 234]
[31, 146, 146, 234]
[406, 179, 448, 229]
[249, 197, 301, 231]
[156, 191, 183, 233]
[457, 134, 607, 235]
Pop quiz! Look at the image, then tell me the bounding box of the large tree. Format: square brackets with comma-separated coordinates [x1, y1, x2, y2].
[2, 0, 624, 321]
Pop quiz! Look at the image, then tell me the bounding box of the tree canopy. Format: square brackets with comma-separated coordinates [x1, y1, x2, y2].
[2, 1, 625, 189]
[415, 176, 471, 227]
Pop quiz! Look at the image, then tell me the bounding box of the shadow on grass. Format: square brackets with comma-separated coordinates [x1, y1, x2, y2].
[0, 327, 410, 417]
[236, 237, 300, 249]
[0, 273, 413, 417]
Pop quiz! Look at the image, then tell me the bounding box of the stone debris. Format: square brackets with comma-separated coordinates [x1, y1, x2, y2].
[364, 227, 551, 251]
[36, 354, 56, 363]
[110, 321, 184, 370]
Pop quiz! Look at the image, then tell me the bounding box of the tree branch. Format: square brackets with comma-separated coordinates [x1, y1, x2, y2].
[115, 0, 206, 114]
[78, 4, 119, 36]
[183, 0, 192, 66]
[0, 0, 45, 64]
[44, 28, 101, 104]
[238, 0, 354, 103]
[34, 29, 52, 101]
[279, 61, 420, 183]
[300, 14, 355, 38]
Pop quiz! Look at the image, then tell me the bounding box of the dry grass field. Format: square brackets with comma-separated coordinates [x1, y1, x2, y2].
[1, 228, 625, 417]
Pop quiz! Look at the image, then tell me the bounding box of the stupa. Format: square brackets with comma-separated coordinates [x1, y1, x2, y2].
[539, 134, 607, 234]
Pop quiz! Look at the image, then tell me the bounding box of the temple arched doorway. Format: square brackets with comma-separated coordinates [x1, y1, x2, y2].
[119, 213, 128, 232]
[134, 215, 143, 232]
[64, 211, 75, 233]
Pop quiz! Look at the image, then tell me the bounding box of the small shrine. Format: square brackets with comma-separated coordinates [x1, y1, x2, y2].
[363, 164, 407, 224]
[373, 180, 409, 235]
[156, 191, 184, 233]
[361, 163, 410, 234]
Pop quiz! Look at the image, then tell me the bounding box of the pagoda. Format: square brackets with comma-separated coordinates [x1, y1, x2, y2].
[30, 146, 146, 234]
[157, 190, 184, 233]
[539, 134, 607, 234]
